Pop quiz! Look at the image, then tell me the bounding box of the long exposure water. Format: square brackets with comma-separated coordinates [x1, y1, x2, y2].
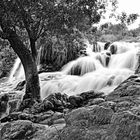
[6, 41, 140, 99]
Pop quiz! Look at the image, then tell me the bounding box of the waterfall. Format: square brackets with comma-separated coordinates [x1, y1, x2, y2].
[107, 42, 136, 54]
[41, 41, 140, 99]
[8, 41, 140, 100]
[61, 56, 103, 76]
[8, 58, 24, 82]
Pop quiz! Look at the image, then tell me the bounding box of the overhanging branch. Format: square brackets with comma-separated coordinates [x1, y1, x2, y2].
[16, 0, 31, 38]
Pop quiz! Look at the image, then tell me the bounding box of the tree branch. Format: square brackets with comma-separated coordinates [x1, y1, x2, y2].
[36, 20, 44, 40]
[16, 0, 31, 38]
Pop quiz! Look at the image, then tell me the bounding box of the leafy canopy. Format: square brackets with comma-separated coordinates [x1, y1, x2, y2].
[0, 0, 117, 40]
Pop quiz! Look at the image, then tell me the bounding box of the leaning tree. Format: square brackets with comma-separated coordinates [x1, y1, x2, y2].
[0, 0, 117, 110]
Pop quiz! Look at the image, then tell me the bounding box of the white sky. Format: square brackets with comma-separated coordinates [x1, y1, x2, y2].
[100, 0, 140, 29]
[118, 0, 140, 14]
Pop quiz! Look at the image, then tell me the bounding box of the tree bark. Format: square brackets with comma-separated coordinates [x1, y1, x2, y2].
[30, 38, 37, 62]
[7, 30, 40, 109]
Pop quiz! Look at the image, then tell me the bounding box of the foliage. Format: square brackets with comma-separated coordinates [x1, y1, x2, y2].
[0, 39, 16, 78]
[117, 12, 139, 25]
[96, 14, 140, 42]
[37, 29, 88, 71]
[0, 0, 112, 39]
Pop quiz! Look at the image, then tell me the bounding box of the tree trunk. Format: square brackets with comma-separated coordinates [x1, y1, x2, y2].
[30, 38, 37, 62]
[7, 30, 40, 110]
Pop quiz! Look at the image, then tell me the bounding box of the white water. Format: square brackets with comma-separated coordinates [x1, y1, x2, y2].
[7, 41, 140, 100]
[8, 58, 25, 81]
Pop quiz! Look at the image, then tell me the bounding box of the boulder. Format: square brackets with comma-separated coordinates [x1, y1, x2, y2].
[1, 120, 65, 140]
[65, 105, 114, 127]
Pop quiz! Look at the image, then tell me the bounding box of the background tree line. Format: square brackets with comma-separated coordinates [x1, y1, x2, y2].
[95, 12, 140, 42]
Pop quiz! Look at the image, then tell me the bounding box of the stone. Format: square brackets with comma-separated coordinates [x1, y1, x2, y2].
[53, 118, 66, 125]
[39, 112, 64, 125]
[87, 98, 105, 106]
[99, 101, 116, 111]
[8, 99, 21, 113]
[69, 95, 83, 108]
[114, 101, 135, 112]
[65, 105, 114, 127]
[106, 76, 140, 101]
[43, 94, 64, 112]
[79, 90, 104, 101]
[1, 120, 65, 140]
[43, 100, 54, 110]
[109, 111, 140, 140]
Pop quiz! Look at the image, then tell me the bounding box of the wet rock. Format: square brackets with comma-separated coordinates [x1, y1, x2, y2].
[69, 95, 83, 108]
[104, 42, 111, 50]
[1, 120, 65, 140]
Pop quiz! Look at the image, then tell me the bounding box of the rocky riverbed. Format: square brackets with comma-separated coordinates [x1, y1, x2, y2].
[1, 74, 140, 140]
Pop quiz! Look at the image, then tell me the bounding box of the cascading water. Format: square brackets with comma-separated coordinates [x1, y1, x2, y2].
[8, 41, 140, 100]
[41, 41, 140, 99]
[8, 58, 24, 82]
